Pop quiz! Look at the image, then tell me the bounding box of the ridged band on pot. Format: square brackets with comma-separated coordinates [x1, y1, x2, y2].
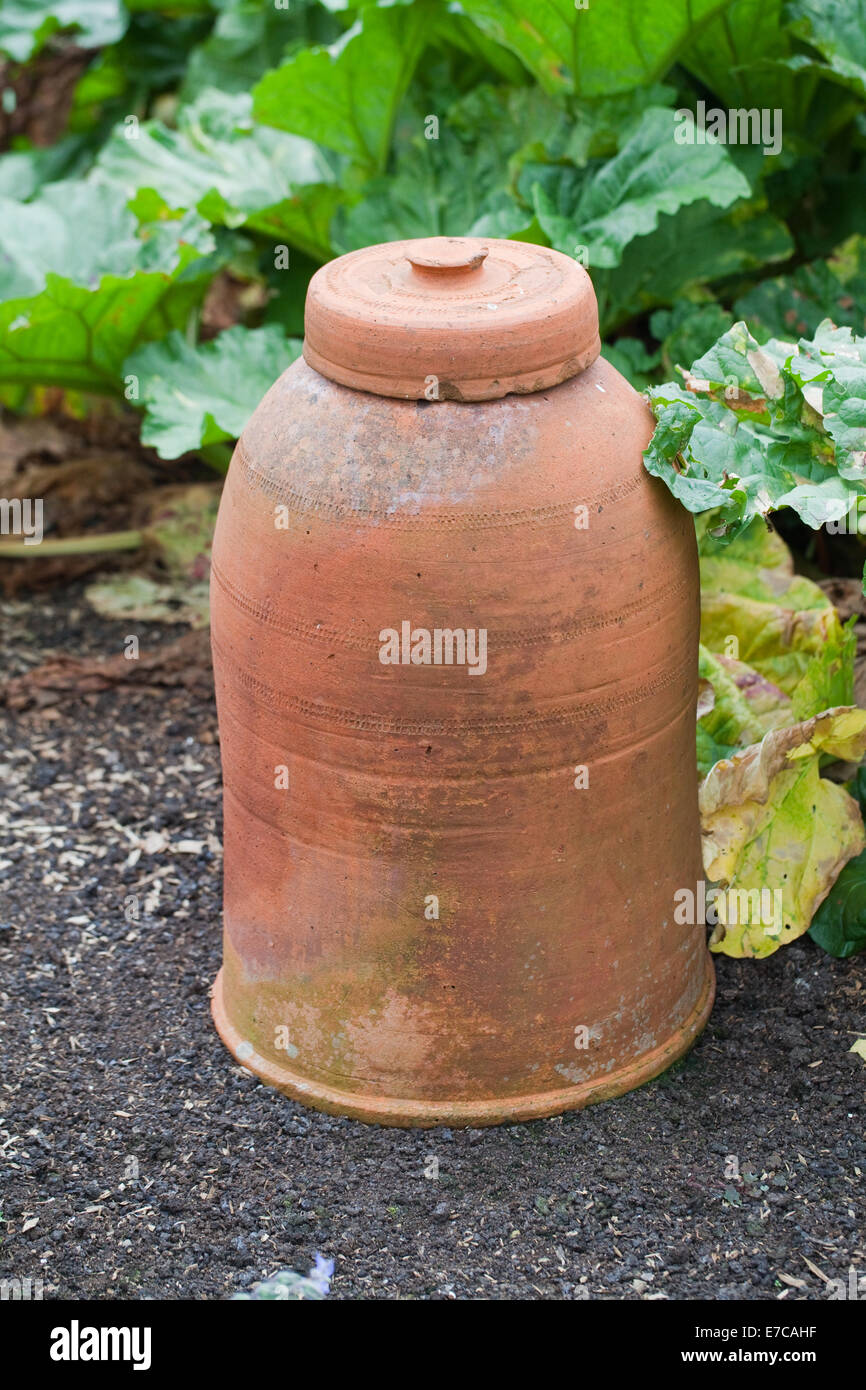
[209, 235, 713, 1128]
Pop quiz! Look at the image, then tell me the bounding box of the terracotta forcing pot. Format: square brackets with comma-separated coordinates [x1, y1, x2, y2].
[210, 236, 714, 1127]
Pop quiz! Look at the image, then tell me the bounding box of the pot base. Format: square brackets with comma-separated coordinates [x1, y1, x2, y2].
[210, 955, 715, 1128]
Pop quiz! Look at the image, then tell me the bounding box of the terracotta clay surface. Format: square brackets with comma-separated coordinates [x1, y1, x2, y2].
[210, 237, 713, 1127]
[303, 236, 602, 400]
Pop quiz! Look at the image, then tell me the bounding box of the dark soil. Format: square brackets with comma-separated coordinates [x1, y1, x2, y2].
[1, 586, 864, 1302]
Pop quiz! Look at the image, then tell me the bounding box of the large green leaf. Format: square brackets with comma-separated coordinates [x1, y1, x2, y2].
[0, 180, 148, 301]
[427, 5, 531, 86]
[94, 91, 341, 261]
[0, 181, 218, 393]
[456, 0, 731, 95]
[123, 325, 301, 458]
[525, 107, 751, 268]
[253, 1, 436, 172]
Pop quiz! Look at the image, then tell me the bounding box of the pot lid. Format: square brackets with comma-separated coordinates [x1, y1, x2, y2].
[303, 236, 600, 402]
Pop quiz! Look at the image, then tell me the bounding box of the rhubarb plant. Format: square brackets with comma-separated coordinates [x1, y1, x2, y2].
[644, 320, 866, 545]
[647, 326, 866, 959]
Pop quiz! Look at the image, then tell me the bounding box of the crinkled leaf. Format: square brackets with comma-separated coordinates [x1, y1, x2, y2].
[787, 322, 866, 482]
[643, 389, 746, 523]
[688, 320, 791, 399]
[332, 98, 539, 252]
[0, 179, 186, 301]
[124, 325, 301, 459]
[0, 182, 218, 392]
[645, 320, 866, 533]
[526, 107, 751, 268]
[700, 708, 866, 957]
[548, 85, 680, 166]
[333, 144, 506, 251]
[644, 381, 843, 535]
[444, 81, 571, 175]
[94, 91, 341, 261]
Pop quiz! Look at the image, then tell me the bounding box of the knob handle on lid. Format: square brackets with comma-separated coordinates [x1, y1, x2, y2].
[407, 238, 489, 275]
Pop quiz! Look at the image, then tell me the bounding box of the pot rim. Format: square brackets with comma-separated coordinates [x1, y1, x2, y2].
[211, 954, 715, 1129]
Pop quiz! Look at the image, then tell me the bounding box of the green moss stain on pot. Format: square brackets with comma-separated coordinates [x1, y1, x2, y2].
[210, 236, 714, 1127]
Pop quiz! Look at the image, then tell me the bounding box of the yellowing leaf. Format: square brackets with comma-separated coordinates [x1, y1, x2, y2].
[701, 593, 846, 698]
[850, 1038, 866, 1063]
[700, 707, 866, 957]
[698, 515, 855, 714]
[697, 644, 792, 775]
